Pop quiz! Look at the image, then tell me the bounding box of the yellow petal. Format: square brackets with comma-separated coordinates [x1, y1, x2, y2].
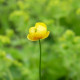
[35, 22, 47, 28]
[27, 34, 39, 41]
[29, 27, 36, 34]
[35, 22, 47, 33]
[42, 31, 50, 39]
[35, 22, 47, 39]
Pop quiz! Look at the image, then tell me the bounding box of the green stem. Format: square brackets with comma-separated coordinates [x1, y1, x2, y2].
[39, 39, 41, 80]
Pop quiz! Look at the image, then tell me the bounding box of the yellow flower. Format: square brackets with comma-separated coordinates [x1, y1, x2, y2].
[27, 22, 50, 41]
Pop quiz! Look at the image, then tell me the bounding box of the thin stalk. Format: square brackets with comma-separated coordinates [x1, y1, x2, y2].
[39, 39, 41, 80]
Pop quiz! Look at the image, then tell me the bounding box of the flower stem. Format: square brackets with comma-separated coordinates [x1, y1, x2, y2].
[39, 39, 41, 80]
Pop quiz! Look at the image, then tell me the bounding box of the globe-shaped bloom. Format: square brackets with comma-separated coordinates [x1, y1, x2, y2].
[27, 22, 50, 41]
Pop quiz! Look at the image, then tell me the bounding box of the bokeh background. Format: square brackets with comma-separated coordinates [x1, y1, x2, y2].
[0, 0, 80, 80]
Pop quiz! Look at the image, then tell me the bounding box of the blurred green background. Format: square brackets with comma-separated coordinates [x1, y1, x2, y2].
[0, 0, 80, 80]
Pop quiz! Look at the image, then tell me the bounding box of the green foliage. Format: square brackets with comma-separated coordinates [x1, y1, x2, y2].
[0, 0, 80, 80]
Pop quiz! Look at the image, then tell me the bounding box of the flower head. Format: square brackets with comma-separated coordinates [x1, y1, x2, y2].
[27, 22, 50, 41]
